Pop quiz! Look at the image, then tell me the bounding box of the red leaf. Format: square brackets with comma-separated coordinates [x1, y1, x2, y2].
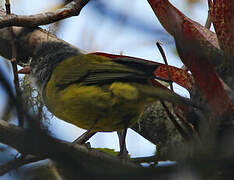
[176, 40, 232, 115]
[147, 0, 223, 67]
[91, 52, 194, 91]
[148, 0, 233, 115]
[210, 0, 234, 58]
[154, 65, 194, 91]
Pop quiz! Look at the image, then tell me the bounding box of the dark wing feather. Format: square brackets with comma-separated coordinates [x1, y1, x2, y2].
[92, 52, 161, 75]
[55, 54, 160, 89]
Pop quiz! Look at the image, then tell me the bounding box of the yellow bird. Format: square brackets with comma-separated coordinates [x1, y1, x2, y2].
[19, 42, 192, 154]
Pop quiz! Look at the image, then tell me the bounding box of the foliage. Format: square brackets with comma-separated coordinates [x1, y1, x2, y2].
[145, 0, 234, 178]
[20, 75, 50, 126]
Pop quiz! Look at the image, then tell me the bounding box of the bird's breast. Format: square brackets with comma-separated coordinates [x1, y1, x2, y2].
[44, 79, 146, 131]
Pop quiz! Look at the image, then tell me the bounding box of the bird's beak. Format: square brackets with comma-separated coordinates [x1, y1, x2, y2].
[17, 66, 32, 74]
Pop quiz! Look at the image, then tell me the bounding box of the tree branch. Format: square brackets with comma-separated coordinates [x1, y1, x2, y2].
[5, 0, 24, 127]
[0, 119, 180, 179]
[0, 0, 89, 28]
[0, 155, 44, 176]
[0, 26, 84, 64]
[0, 120, 131, 166]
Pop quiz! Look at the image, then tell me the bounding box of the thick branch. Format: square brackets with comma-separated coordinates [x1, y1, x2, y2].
[0, 119, 180, 179]
[0, 120, 132, 166]
[0, 0, 89, 28]
[0, 27, 84, 64]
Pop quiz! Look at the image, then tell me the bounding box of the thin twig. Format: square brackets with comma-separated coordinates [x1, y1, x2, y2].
[160, 101, 190, 141]
[0, 0, 90, 28]
[0, 155, 45, 176]
[73, 130, 96, 144]
[206, 0, 213, 29]
[156, 42, 193, 141]
[205, 10, 212, 29]
[5, 0, 10, 14]
[5, 0, 24, 127]
[174, 111, 194, 133]
[156, 42, 173, 92]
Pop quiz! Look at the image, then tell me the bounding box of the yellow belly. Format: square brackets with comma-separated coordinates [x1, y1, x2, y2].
[44, 80, 147, 131]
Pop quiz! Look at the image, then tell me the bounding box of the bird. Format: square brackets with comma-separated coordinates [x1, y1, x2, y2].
[19, 42, 193, 155]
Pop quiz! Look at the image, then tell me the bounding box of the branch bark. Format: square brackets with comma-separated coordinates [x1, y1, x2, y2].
[0, 0, 89, 28]
[0, 119, 179, 179]
[0, 26, 84, 64]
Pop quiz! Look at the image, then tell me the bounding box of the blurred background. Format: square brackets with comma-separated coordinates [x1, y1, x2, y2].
[0, 0, 208, 179]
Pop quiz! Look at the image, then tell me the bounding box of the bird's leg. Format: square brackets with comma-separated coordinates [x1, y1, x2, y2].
[117, 128, 129, 158]
[73, 118, 99, 144]
[73, 130, 96, 144]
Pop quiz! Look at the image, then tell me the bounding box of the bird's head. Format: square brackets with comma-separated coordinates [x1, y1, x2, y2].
[18, 42, 82, 94]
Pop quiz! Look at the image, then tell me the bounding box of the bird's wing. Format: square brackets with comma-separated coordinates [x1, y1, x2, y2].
[92, 52, 161, 75]
[54, 54, 160, 89]
[52, 54, 195, 107]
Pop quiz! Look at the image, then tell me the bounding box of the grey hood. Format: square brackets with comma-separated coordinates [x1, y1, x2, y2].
[30, 42, 82, 95]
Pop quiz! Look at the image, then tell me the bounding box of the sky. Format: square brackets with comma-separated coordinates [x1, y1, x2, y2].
[0, 1, 209, 177]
